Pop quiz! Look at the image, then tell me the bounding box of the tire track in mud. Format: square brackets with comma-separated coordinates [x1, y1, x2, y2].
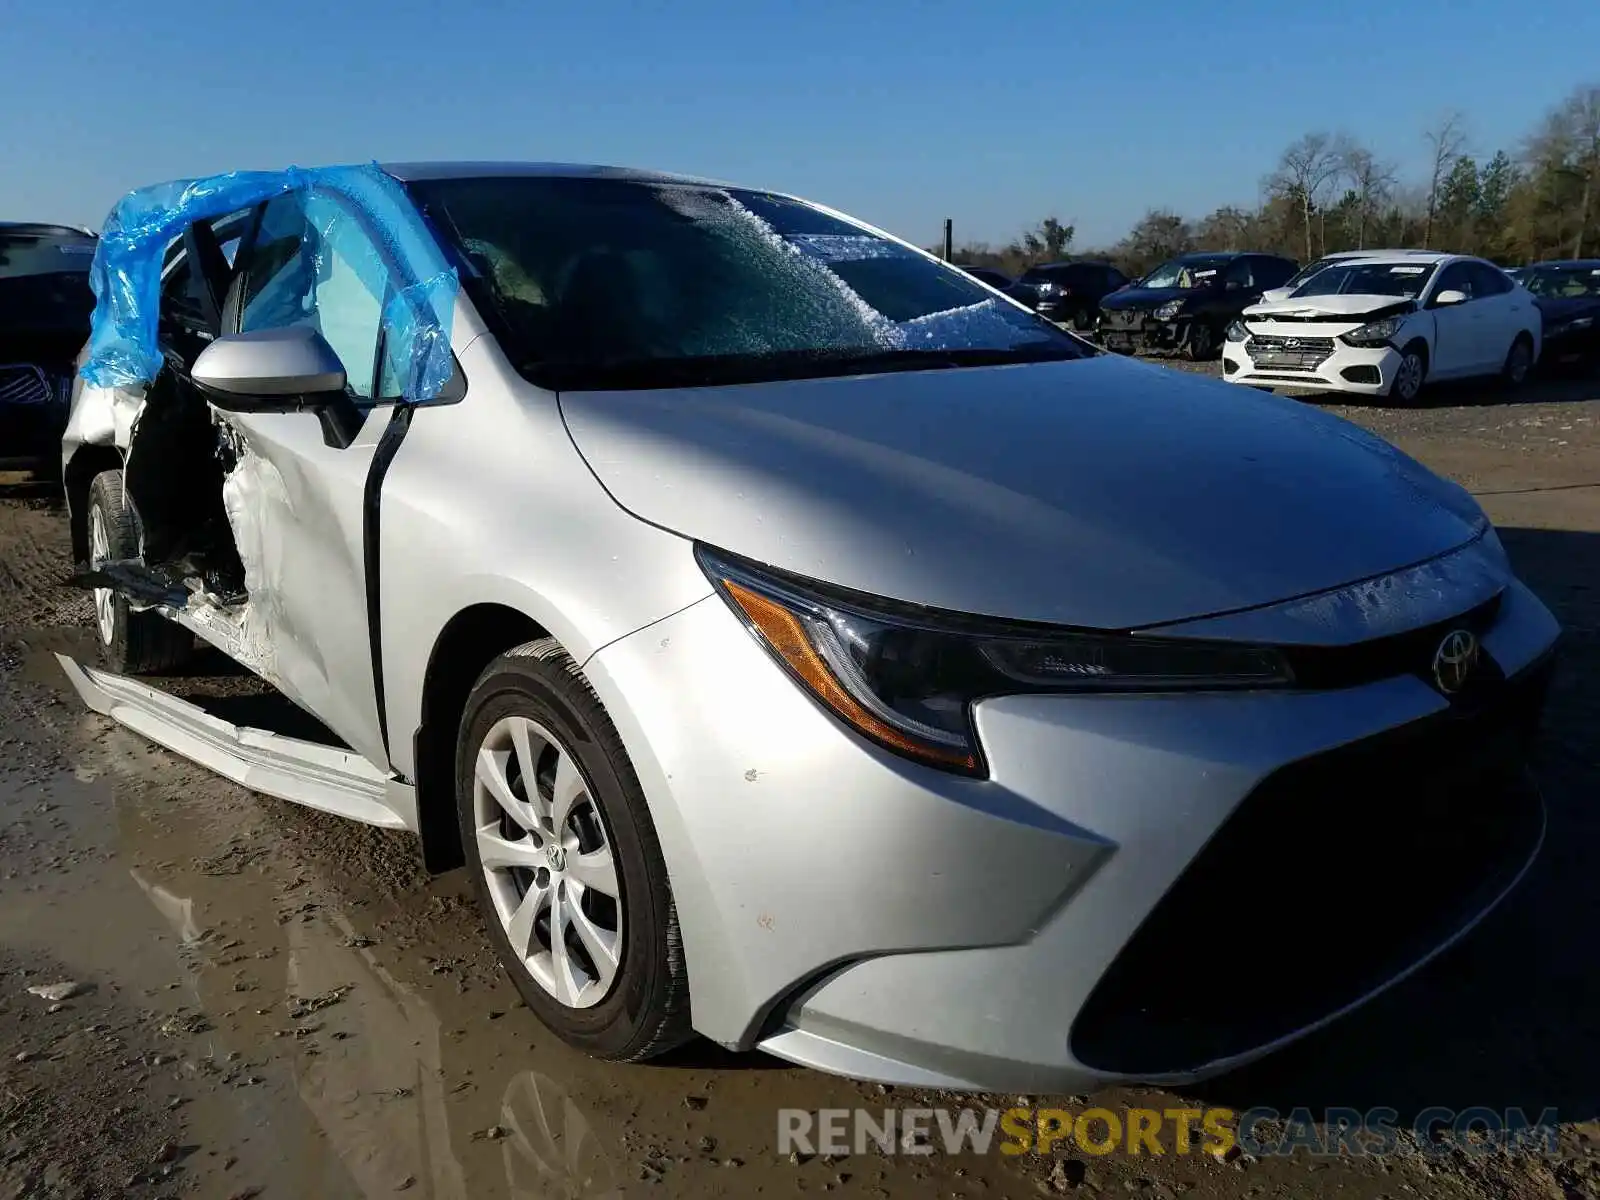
[0, 494, 92, 632]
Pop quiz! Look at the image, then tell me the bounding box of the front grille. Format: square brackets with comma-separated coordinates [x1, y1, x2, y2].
[1070, 655, 1553, 1075]
[1245, 334, 1335, 371]
[0, 364, 52, 407]
[1103, 309, 1147, 330]
[1281, 593, 1503, 692]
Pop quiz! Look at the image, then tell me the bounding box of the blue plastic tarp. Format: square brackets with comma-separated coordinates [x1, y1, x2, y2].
[82, 163, 458, 400]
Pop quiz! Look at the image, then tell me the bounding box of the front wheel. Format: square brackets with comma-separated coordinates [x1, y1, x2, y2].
[1185, 321, 1218, 362]
[1388, 343, 1428, 404]
[86, 469, 194, 674]
[456, 639, 691, 1061]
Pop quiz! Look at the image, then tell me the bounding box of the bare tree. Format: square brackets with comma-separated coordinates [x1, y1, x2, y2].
[1267, 133, 1349, 260]
[1339, 144, 1397, 249]
[1422, 112, 1469, 248]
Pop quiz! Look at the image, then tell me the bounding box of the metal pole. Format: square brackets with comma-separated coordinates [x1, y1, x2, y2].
[943, 218, 953, 262]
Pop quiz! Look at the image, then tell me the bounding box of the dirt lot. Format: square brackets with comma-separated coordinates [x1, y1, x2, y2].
[1, 367, 1598, 1199]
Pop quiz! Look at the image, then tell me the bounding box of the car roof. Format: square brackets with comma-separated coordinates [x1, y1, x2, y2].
[0, 221, 96, 238]
[1523, 258, 1600, 269]
[1317, 248, 1434, 260]
[1319, 250, 1456, 266]
[381, 161, 731, 188]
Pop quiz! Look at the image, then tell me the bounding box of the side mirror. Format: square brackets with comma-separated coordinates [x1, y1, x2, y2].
[191, 326, 347, 412]
[1432, 289, 1469, 307]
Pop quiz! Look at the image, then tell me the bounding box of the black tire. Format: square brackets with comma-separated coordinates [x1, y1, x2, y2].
[1185, 321, 1218, 362]
[1070, 305, 1095, 333]
[456, 639, 692, 1061]
[86, 469, 194, 675]
[1499, 333, 1535, 391]
[1388, 341, 1429, 405]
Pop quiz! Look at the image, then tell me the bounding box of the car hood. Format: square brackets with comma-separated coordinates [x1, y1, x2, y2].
[1243, 293, 1416, 322]
[1099, 286, 1202, 312]
[560, 356, 1488, 629]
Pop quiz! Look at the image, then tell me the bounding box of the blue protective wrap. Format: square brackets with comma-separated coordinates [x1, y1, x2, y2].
[81, 163, 458, 399]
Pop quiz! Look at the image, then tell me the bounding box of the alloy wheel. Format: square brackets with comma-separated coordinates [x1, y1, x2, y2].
[1393, 352, 1424, 403]
[473, 714, 624, 1009]
[88, 506, 114, 646]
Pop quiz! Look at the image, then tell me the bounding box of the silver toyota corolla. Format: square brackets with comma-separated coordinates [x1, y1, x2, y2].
[60, 162, 1559, 1093]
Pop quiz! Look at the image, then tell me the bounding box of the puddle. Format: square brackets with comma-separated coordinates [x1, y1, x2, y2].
[0, 643, 924, 1198]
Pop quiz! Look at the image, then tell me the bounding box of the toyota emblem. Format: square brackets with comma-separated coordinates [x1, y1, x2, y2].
[1431, 629, 1480, 695]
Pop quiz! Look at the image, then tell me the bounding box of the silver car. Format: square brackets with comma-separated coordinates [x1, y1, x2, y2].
[61, 162, 1560, 1093]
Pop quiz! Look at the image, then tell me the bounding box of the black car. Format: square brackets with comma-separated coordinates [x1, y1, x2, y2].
[1520, 259, 1600, 371]
[959, 265, 1014, 291]
[0, 222, 97, 475]
[1010, 260, 1129, 330]
[1097, 251, 1297, 360]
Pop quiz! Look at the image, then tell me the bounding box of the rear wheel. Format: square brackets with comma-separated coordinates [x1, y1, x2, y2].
[456, 640, 691, 1061]
[1500, 334, 1534, 390]
[1388, 342, 1428, 405]
[86, 469, 194, 674]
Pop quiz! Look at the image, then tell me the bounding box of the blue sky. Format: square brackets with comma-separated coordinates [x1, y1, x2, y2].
[4, 0, 1597, 249]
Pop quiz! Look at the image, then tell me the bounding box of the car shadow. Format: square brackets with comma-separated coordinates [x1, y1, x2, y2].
[1190, 526, 1600, 1126]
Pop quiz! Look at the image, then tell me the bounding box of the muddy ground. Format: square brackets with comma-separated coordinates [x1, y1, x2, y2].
[1, 368, 1599, 1199]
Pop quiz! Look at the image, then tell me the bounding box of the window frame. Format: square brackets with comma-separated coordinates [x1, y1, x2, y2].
[1428, 261, 1477, 307]
[1223, 258, 1255, 290]
[1467, 261, 1513, 297]
[226, 190, 466, 407]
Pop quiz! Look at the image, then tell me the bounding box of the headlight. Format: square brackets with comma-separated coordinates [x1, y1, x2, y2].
[1551, 315, 1594, 334]
[1341, 315, 1407, 347]
[1154, 301, 1183, 321]
[1225, 319, 1248, 342]
[698, 546, 1292, 775]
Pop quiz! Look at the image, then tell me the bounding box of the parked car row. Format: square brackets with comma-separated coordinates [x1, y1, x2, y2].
[961, 247, 1598, 400]
[30, 160, 1560, 1097]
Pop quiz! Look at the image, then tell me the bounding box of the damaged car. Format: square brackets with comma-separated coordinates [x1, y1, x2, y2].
[59, 162, 1560, 1093]
[1519, 259, 1600, 372]
[0, 222, 97, 477]
[1222, 252, 1542, 402]
[1096, 251, 1296, 360]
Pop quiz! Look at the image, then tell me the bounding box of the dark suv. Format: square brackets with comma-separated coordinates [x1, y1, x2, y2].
[1097, 251, 1297, 360]
[0, 223, 97, 475]
[1011, 261, 1129, 329]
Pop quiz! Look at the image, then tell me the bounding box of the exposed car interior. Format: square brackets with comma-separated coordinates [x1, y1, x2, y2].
[76, 215, 253, 607]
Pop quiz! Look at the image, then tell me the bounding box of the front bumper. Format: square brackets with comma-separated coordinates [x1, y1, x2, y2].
[1540, 327, 1600, 369]
[584, 559, 1560, 1092]
[1097, 312, 1190, 353]
[0, 364, 72, 472]
[1222, 336, 1400, 395]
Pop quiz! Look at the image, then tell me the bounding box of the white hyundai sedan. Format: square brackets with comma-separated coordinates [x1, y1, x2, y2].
[1222, 253, 1541, 403]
